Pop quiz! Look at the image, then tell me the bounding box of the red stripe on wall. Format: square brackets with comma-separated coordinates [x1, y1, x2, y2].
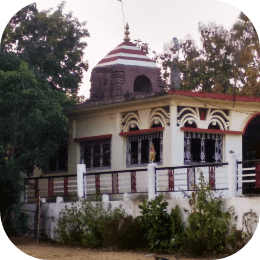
[120, 127, 164, 136]
[98, 56, 153, 65]
[169, 90, 260, 103]
[74, 134, 112, 141]
[180, 127, 243, 135]
[108, 48, 147, 56]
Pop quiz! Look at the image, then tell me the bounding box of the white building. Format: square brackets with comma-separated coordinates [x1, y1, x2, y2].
[22, 27, 260, 240]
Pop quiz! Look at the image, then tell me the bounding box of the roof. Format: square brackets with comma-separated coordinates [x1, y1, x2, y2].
[168, 90, 260, 103]
[94, 41, 157, 68]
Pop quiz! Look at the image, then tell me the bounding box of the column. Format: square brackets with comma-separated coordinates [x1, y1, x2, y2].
[77, 164, 86, 198]
[148, 163, 157, 200]
[228, 153, 238, 198]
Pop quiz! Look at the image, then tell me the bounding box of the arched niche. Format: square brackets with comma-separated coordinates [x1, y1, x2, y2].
[134, 75, 152, 93]
[242, 113, 260, 194]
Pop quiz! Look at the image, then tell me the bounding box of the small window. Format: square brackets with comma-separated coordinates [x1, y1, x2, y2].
[80, 138, 111, 169]
[48, 142, 68, 172]
[134, 75, 152, 93]
[126, 132, 163, 167]
[184, 132, 223, 164]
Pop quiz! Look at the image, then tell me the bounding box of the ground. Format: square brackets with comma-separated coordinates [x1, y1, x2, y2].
[10, 237, 230, 260]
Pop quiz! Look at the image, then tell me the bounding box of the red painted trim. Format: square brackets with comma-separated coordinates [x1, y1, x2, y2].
[242, 112, 260, 134]
[180, 127, 243, 135]
[74, 134, 112, 142]
[108, 48, 146, 56]
[169, 90, 260, 103]
[98, 56, 153, 64]
[120, 127, 164, 136]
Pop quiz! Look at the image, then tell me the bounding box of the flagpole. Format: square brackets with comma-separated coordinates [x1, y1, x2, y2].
[118, 0, 125, 31]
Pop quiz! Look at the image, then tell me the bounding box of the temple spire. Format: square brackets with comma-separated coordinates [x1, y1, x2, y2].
[124, 22, 130, 42]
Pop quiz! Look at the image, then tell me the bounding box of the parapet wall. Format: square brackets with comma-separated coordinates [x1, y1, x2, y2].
[22, 196, 260, 240]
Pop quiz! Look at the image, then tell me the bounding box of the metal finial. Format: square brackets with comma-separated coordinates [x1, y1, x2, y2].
[124, 22, 130, 42]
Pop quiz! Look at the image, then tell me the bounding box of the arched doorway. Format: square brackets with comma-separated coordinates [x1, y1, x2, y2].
[242, 114, 260, 194]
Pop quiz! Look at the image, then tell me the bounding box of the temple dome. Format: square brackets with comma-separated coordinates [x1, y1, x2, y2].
[89, 23, 164, 101]
[94, 41, 157, 69]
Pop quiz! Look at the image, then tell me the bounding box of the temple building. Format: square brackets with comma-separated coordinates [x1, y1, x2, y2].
[30, 24, 260, 199]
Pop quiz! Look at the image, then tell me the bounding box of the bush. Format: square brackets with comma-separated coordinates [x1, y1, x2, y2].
[55, 198, 126, 248]
[137, 194, 185, 252]
[169, 205, 185, 250]
[182, 169, 233, 256]
[103, 216, 145, 250]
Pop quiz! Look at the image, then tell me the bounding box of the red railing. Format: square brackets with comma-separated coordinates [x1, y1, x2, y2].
[155, 162, 229, 193]
[83, 168, 147, 197]
[24, 174, 77, 202]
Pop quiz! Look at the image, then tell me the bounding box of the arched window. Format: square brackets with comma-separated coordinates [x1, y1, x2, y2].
[134, 75, 152, 93]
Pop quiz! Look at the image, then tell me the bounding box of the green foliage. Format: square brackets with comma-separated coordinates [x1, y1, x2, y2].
[55, 199, 126, 248]
[12, 205, 29, 236]
[103, 216, 145, 250]
[159, 12, 260, 96]
[169, 205, 185, 250]
[182, 169, 233, 256]
[137, 195, 185, 252]
[0, 52, 69, 234]
[1, 1, 89, 93]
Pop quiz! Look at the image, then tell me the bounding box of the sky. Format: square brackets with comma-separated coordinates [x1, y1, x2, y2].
[1, 0, 260, 100]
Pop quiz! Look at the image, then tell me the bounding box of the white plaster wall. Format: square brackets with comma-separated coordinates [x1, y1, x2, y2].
[170, 104, 184, 166]
[22, 196, 260, 240]
[76, 113, 116, 138]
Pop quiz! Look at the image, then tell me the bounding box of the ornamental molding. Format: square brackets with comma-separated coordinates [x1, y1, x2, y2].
[177, 107, 229, 130]
[121, 107, 170, 132]
[149, 107, 170, 128]
[121, 111, 141, 132]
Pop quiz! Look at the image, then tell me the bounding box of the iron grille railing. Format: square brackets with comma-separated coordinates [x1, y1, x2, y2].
[155, 162, 229, 193]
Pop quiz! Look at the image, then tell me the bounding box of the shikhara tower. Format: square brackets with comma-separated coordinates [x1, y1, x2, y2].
[89, 23, 165, 101]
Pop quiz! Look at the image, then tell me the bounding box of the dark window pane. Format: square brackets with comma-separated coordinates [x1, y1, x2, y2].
[141, 140, 149, 163]
[49, 154, 57, 171]
[93, 145, 100, 167]
[191, 138, 201, 162]
[103, 144, 110, 166]
[84, 146, 91, 168]
[131, 141, 138, 164]
[58, 145, 68, 170]
[205, 139, 215, 163]
[153, 138, 160, 162]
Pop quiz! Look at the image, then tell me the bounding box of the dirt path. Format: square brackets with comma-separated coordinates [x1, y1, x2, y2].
[11, 237, 226, 260]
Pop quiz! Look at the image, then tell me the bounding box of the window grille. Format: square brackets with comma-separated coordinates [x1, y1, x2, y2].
[184, 132, 223, 164]
[80, 138, 111, 169]
[126, 132, 163, 167]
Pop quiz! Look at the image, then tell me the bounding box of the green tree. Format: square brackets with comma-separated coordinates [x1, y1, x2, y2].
[159, 12, 260, 96]
[0, 52, 68, 216]
[1, 1, 89, 93]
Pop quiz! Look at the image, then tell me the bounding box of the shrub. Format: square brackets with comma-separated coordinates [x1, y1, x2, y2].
[137, 194, 177, 252]
[103, 216, 145, 250]
[182, 169, 233, 256]
[137, 195, 186, 252]
[169, 205, 185, 251]
[55, 198, 126, 248]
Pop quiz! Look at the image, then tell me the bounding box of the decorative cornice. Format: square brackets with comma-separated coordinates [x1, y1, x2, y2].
[119, 127, 164, 136]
